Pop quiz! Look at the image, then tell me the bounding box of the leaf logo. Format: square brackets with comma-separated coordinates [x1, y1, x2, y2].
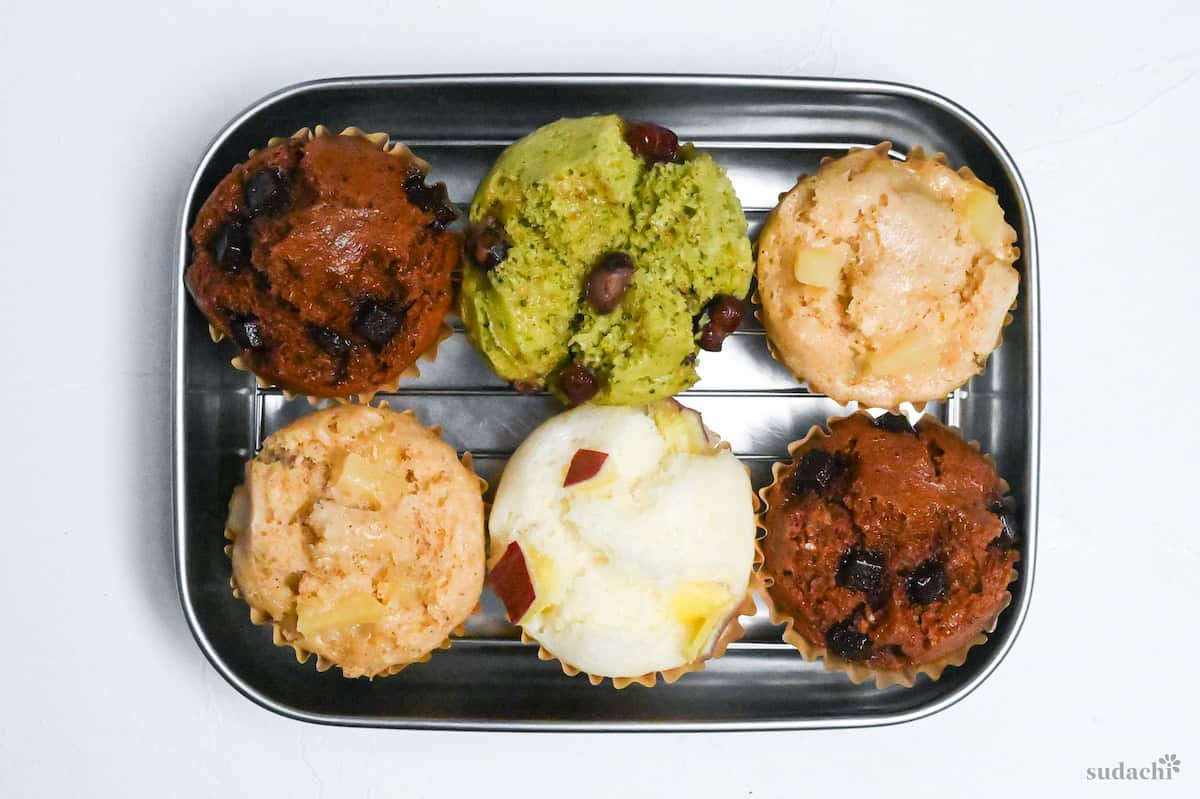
[1158, 754, 1181, 774]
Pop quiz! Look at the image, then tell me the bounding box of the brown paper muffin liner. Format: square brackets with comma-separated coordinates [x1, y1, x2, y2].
[224, 403, 488, 679]
[754, 410, 1019, 688]
[495, 438, 762, 689]
[752, 142, 1020, 412]
[212, 125, 453, 405]
[520, 587, 758, 689]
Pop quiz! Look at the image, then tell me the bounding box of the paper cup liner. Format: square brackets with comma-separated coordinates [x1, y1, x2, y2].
[494, 426, 761, 689]
[519, 587, 758, 689]
[753, 141, 1019, 411]
[224, 403, 488, 679]
[208, 125, 452, 405]
[754, 409, 1019, 688]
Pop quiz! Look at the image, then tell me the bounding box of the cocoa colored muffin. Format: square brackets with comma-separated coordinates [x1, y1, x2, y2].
[185, 131, 459, 397]
[760, 412, 1018, 678]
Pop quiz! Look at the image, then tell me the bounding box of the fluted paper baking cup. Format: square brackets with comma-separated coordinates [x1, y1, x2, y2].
[224, 403, 487, 679]
[754, 410, 1019, 688]
[519, 587, 757, 689]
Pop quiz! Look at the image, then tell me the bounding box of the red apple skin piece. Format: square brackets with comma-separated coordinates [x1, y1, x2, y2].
[664, 399, 721, 449]
[489, 541, 536, 623]
[563, 449, 608, 487]
[680, 406, 721, 448]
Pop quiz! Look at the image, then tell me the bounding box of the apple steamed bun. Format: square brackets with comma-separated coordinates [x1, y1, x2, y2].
[487, 400, 756, 683]
[756, 143, 1019, 409]
[225, 405, 485, 678]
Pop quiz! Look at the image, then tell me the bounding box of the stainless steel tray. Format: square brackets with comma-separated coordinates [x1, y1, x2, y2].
[172, 74, 1039, 730]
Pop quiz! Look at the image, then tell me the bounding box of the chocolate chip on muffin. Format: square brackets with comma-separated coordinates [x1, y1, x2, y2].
[873, 412, 916, 435]
[825, 610, 872, 661]
[185, 130, 458, 398]
[211, 220, 252, 272]
[224, 310, 267, 351]
[836, 548, 886, 598]
[791, 449, 852, 498]
[242, 167, 290, 217]
[906, 559, 949, 605]
[306, 324, 352, 360]
[403, 170, 457, 230]
[352, 298, 405, 351]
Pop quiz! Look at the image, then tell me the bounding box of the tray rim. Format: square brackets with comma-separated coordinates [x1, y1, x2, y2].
[171, 72, 1040, 731]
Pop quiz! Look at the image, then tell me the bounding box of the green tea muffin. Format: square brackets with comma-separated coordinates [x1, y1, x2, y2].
[460, 115, 754, 405]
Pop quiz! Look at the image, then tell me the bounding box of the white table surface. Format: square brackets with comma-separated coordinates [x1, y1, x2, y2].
[3, 0, 1198, 795]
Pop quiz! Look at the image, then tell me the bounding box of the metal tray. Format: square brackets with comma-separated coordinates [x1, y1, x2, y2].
[173, 74, 1039, 730]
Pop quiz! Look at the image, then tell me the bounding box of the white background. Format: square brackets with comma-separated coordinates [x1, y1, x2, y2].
[2, 0, 1197, 796]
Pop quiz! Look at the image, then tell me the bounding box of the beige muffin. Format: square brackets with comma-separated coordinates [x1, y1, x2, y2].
[756, 143, 1019, 408]
[225, 404, 485, 678]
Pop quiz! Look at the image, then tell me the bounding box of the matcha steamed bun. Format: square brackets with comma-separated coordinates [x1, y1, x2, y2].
[460, 115, 753, 405]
